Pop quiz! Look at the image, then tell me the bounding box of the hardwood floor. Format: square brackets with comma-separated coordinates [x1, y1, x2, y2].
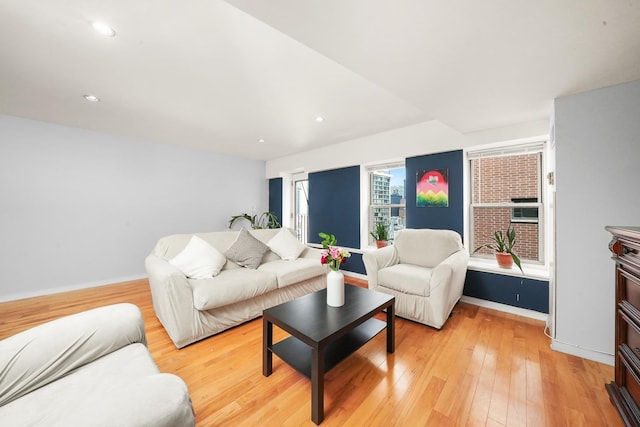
[0, 278, 622, 426]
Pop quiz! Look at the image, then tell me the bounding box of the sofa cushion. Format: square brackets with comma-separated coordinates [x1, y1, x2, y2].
[267, 228, 306, 261]
[378, 263, 433, 297]
[0, 303, 146, 407]
[394, 228, 463, 268]
[224, 228, 270, 269]
[0, 343, 194, 427]
[258, 258, 326, 288]
[169, 235, 227, 279]
[190, 268, 278, 310]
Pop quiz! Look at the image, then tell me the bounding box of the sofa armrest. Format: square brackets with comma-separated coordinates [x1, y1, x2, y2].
[298, 245, 324, 261]
[0, 303, 145, 407]
[145, 254, 202, 348]
[362, 245, 399, 290]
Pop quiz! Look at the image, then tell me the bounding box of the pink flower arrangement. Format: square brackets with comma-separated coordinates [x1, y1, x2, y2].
[319, 232, 351, 271]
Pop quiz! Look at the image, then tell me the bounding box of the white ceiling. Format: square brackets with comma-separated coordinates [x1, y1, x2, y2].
[1, 1, 639, 160]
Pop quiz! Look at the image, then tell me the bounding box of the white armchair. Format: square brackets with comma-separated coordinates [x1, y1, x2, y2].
[363, 228, 468, 329]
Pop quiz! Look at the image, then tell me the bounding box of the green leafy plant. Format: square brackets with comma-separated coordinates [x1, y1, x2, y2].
[472, 227, 523, 273]
[369, 222, 389, 241]
[318, 232, 337, 248]
[319, 232, 350, 271]
[228, 211, 281, 230]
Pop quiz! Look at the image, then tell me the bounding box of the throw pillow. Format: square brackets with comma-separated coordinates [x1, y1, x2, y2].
[169, 235, 227, 279]
[267, 228, 306, 261]
[224, 228, 270, 269]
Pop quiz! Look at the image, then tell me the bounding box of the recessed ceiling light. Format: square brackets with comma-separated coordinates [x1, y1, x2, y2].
[83, 94, 100, 102]
[258, 138, 265, 143]
[91, 21, 116, 37]
[315, 116, 324, 123]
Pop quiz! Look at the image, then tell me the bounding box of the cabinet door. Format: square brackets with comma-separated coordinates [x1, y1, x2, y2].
[463, 270, 549, 313]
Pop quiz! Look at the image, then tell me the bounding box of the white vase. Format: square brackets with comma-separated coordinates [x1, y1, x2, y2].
[327, 270, 345, 307]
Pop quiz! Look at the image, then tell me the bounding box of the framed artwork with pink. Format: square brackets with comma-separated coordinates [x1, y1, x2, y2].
[416, 169, 449, 207]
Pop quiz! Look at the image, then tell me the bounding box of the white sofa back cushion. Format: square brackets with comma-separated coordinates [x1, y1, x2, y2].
[394, 228, 464, 268]
[267, 228, 307, 261]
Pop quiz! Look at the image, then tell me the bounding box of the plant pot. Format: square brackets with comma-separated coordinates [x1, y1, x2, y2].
[495, 252, 514, 269]
[375, 240, 389, 248]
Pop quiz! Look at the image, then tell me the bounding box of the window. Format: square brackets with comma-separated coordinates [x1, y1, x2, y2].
[368, 164, 405, 245]
[468, 142, 545, 263]
[292, 176, 309, 244]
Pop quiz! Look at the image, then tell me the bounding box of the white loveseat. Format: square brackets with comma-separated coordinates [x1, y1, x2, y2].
[0, 303, 195, 427]
[363, 228, 469, 329]
[145, 228, 327, 348]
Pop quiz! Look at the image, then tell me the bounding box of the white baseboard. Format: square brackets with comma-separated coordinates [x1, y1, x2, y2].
[551, 340, 614, 366]
[0, 274, 148, 303]
[460, 295, 549, 322]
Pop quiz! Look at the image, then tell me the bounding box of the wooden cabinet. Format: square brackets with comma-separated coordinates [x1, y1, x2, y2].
[606, 226, 640, 427]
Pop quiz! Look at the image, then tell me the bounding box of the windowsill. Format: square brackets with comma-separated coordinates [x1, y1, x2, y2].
[307, 242, 365, 254]
[468, 257, 549, 281]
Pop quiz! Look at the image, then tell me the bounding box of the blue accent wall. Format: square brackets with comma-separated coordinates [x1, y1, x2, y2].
[342, 252, 365, 275]
[308, 166, 360, 249]
[463, 270, 549, 313]
[405, 150, 464, 236]
[268, 178, 283, 226]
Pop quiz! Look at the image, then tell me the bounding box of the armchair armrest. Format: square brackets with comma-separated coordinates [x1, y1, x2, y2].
[429, 250, 469, 326]
[0, 303, 145, 407]
[362, 245, 399, 290]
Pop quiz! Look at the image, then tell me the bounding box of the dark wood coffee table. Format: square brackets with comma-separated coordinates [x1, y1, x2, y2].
[262, 284, 395, 424]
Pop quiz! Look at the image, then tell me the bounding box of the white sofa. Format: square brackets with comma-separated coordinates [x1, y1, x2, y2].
[145, 228, 327, 348]
[0, 303, 195, 427]
[363, 228, 469, 329]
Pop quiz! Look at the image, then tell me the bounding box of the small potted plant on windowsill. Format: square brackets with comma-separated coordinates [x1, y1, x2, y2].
[370, 222, 390, 248]
[472, 226, 523, 273]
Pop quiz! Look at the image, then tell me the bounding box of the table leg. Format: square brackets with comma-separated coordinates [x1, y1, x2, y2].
[387, 302, 395, 353]
[263, 318, 273, 376]
[311, 347, 324, 424]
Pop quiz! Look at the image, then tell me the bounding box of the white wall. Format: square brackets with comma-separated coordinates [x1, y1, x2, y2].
[266, 120, 464, 178]
[0, 114, 267, 302]
[266, 118, 549, 178]
[554, 80, 640, 364]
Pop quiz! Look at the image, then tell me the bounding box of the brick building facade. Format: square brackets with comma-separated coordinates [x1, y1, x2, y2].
[471, 153, 541, 261]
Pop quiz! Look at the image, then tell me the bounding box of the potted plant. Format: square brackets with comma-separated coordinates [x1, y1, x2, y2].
[472, 227, 523, 273]
[319, 232, 351, 307]
[228, 211, 281, 229]
[370, 222, 390, 248]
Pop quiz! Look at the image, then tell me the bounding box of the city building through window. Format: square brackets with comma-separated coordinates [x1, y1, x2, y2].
[368, 164, 405, 245]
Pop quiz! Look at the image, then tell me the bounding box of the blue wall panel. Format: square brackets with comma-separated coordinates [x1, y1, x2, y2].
[405, 150, 464, 236]
[342, 252, 365, 275]
[268, 178, 283, 226]
[308, 166, 360, 249]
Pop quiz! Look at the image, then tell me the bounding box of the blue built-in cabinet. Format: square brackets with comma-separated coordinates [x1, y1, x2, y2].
[463, 270, 549, 313]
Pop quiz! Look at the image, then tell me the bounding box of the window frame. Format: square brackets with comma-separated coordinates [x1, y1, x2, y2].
[362, 162, 406, 248]
[466, 140, 547, 269]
